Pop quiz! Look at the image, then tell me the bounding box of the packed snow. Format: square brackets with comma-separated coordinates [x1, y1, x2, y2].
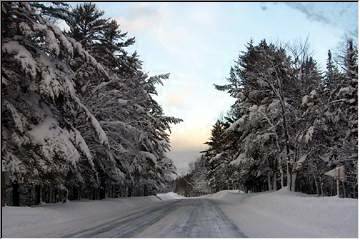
[3, 189, 356, 238]
[209, 189, 358, 238]
[156, 192, 184, 200]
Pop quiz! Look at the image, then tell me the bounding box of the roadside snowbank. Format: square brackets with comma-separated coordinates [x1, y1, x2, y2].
[209, 188, 358, 238]
[202, 189, 242, 199]
[156, 192, 184, 200]
[2, 196, 161, 238]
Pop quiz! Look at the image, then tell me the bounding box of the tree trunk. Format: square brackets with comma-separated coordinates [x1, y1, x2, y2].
[336, 177, 340, 198]
[12, 183, 20, 206]
[38, 185, 43, 203]
[49, 188, 53, 203]
[291, 173, 297, 192]
[279, 159, 284, 188]
[267, 172, 272, 191]
[319, 177, 324, 196]
[314, 175, 319, 195]
[273, 172, 277, 190]
[353, 183, 356, 198]
[287, 162, 291, 191]
[276, 77, 292, 192]
[64, 189, 68, 203]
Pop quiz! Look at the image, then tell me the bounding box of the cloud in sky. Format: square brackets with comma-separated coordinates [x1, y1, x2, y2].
[115, 4, 167, 33]
[92, 2, 357, 173]
[286, 2, 358, 32]
[115, 3, 222, 64]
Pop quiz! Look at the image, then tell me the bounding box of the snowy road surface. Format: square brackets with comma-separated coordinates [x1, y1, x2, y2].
[3, 190, 357, 238]
[64, 199, 246, 238]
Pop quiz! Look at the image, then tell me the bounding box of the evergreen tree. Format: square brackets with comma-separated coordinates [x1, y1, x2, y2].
[65, 3, 182, 196]
[203, 38, 357, 198]
[66, 3, 108, 50]
[2, 2, 112, 202]
[324, 50, 341, 90]
[2, 2, 181, 204]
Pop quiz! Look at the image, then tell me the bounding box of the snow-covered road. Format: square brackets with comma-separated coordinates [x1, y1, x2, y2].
[64, 199, 246, 238]
[3, 189, 357, 238]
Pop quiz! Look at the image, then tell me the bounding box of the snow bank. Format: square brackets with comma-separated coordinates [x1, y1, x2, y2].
[2, 196, 161, 238]
[156, 192, 184, 200]
[203, 190, 242, 199]
[210, 189, 358, 238]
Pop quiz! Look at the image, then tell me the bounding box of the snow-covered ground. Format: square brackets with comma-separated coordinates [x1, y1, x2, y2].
[2, 196, 163, 237]
[209, 188, 358, 238]
[2, 189, 357, 238]
[156, 192, 184, 200]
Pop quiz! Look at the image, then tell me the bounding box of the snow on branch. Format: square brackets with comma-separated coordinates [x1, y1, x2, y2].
[68, 37, 109, 79]
[28, 117, 81, 168]
[65, 78, 109, 146]
[2, 41, 37, 79]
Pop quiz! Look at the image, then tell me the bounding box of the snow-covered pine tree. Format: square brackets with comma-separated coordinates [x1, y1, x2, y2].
[324, 50, 342, 91]
[65, 3, 181, 196]
[205, 38, 357, 198]
[295, 61, 329, 195]
[202, 120, 229, 192]
[212, 40, 302, 192]
[300, 40, 357, 198]
[1, 2, 116, 204]
[66, 3, 108, 50]
[2, 2, 180, 205]
[327, 40, 357, 197]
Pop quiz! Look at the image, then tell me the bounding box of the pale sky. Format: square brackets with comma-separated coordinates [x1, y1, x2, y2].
[71, 2, 357, 174]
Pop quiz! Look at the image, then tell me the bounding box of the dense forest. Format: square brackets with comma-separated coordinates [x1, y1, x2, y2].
[185, 39, 357, 198]
[2, 2, 181, 206]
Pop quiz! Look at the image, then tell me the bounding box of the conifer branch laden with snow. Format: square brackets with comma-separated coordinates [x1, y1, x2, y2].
[2, 2, 181, 205]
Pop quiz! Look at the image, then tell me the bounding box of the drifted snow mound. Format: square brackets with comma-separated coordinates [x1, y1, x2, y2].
[156, 192, 185, 200]
[209, 188, 358, 238]
[203, 190, 243, 199]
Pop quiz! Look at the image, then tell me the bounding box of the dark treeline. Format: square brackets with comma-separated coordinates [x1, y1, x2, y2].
[2, 2, 181, 206]
[192, 39, 357, 198]
[174, 156, 211, 197]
